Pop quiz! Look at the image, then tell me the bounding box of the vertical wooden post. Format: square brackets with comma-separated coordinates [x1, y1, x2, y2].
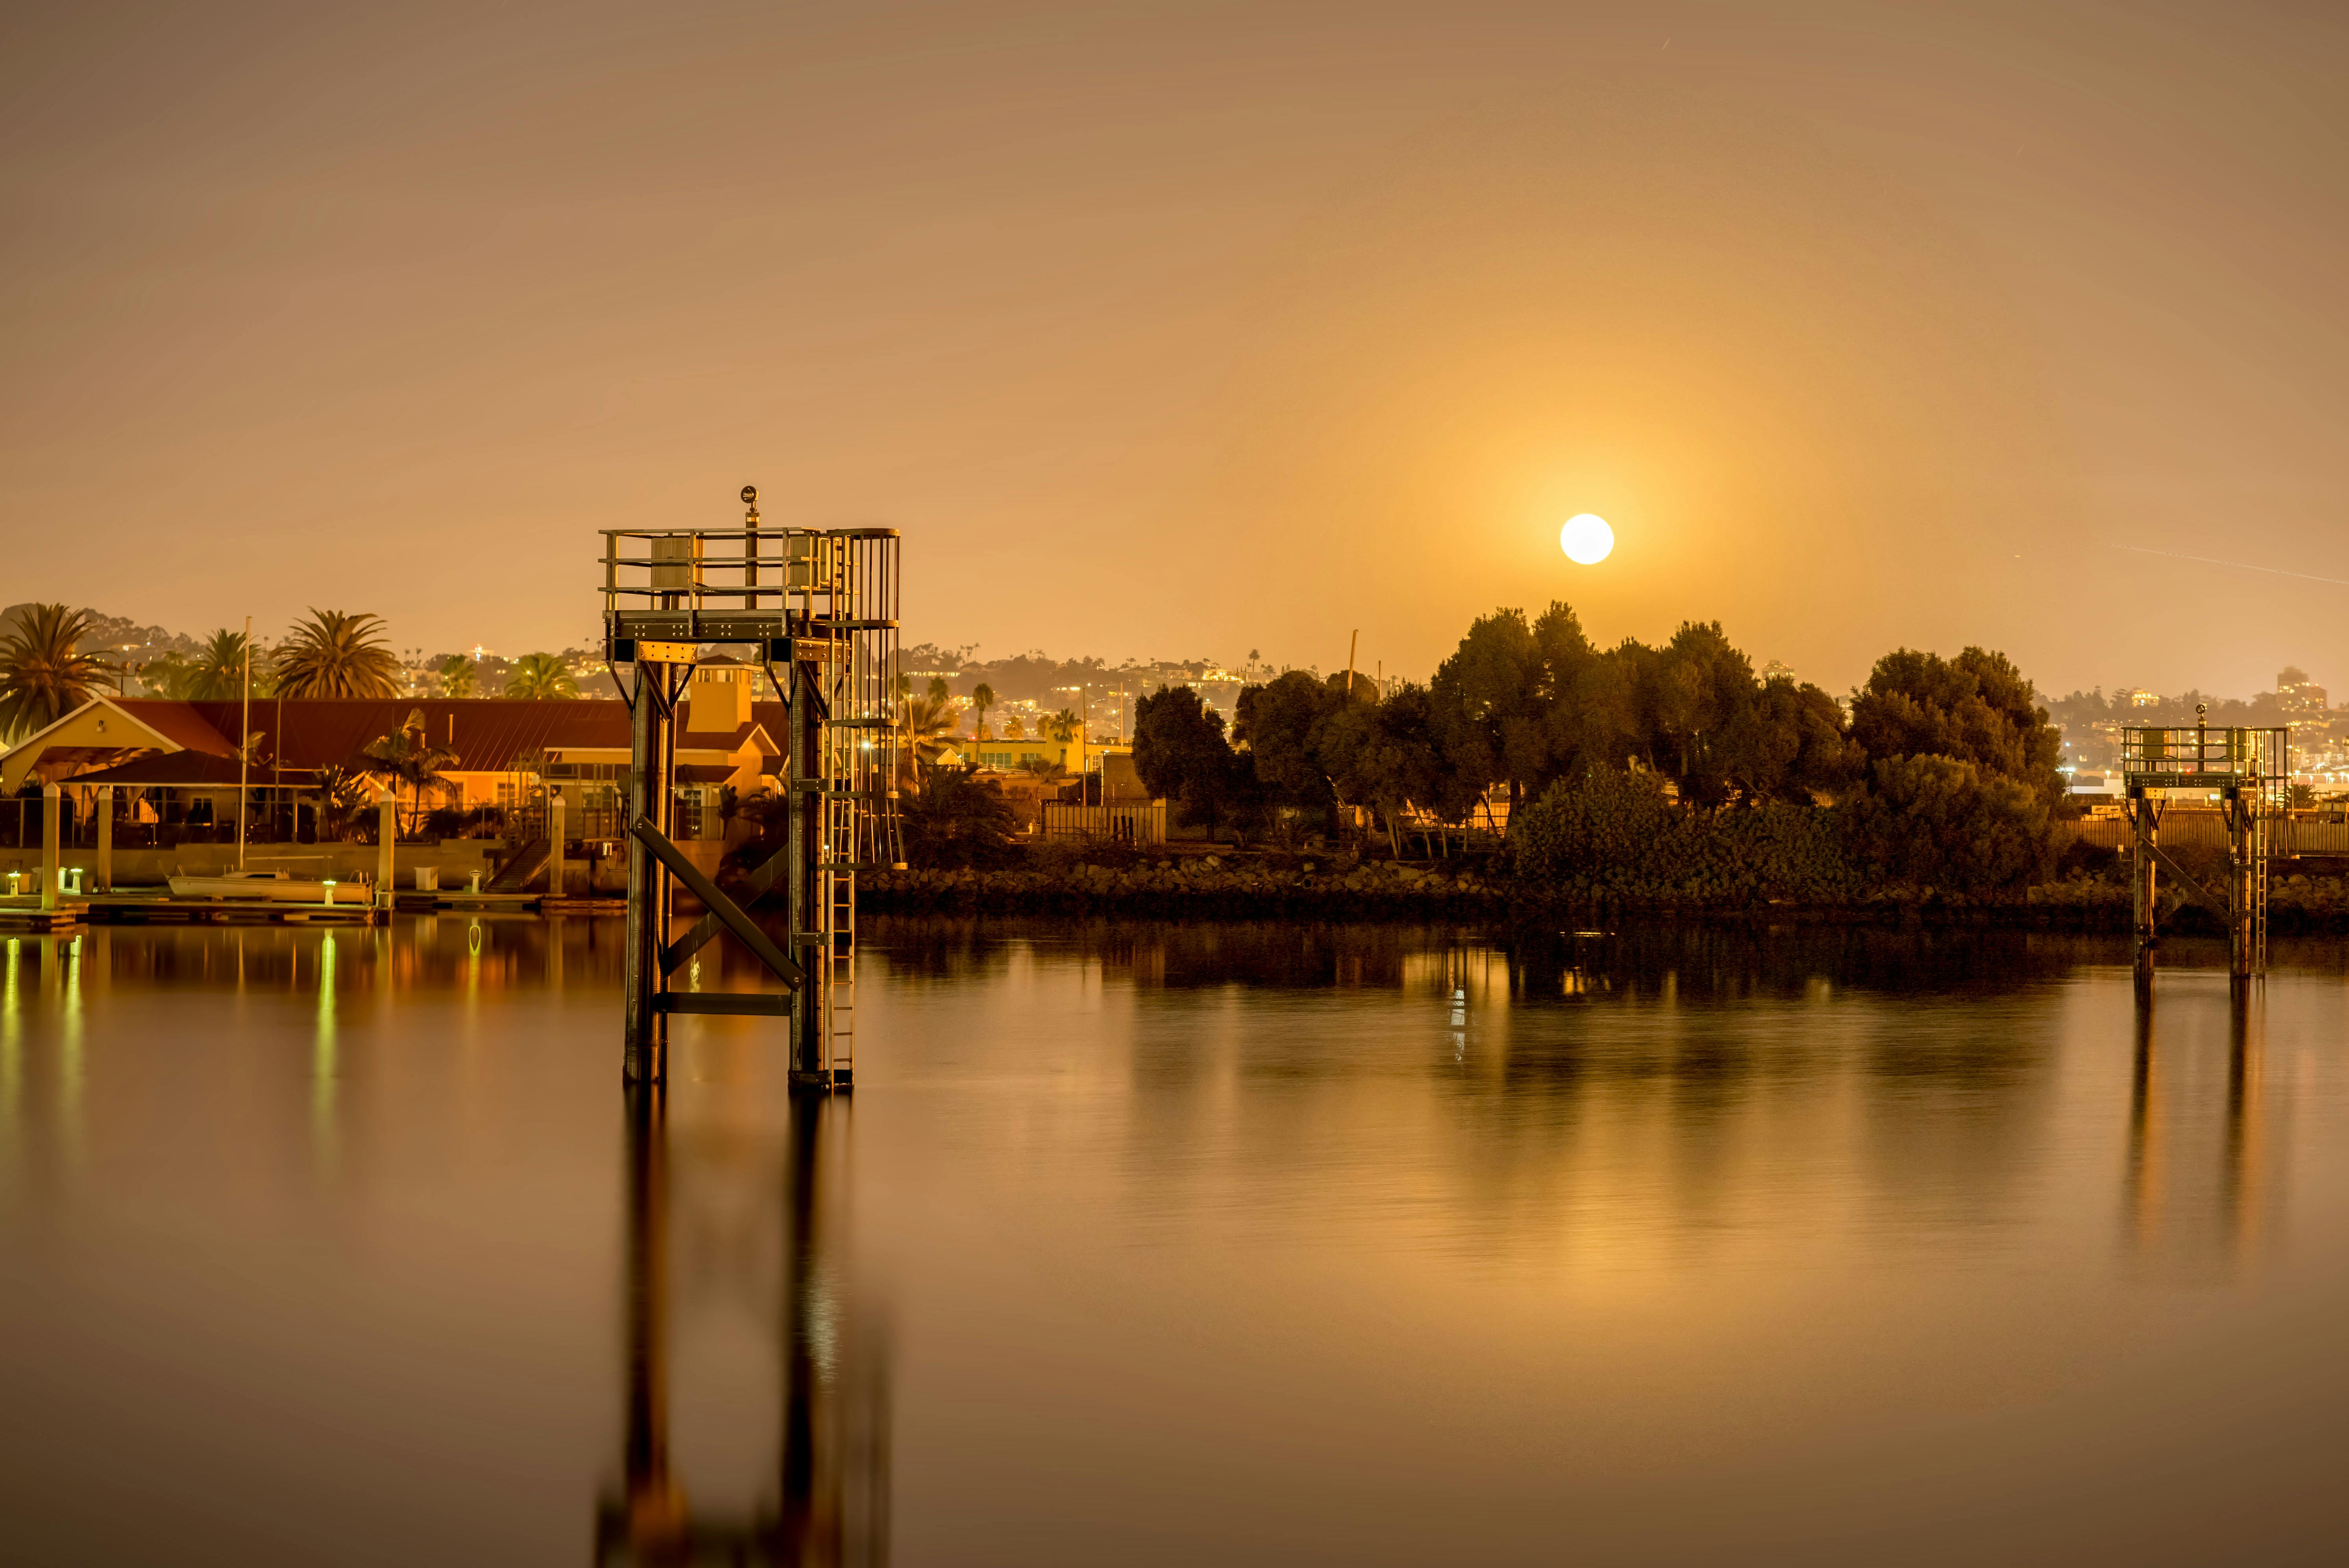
[549, 790, 568, 900]
[377, 791, 397, 908]
[624, 662, 678, 1085]
[39, 783, 61, 912]
[95, 785, 113, 893]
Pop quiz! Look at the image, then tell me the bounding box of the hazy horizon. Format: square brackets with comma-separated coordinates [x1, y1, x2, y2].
[8, 2, 2347, 698]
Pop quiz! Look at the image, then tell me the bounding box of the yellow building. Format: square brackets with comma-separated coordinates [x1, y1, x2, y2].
[941, 732, 1092, 774]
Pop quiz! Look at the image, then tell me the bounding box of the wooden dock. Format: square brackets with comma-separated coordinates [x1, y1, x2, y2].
[0, 901, 90, 933]
[3, 889, 630, 927]
[392, 891, 545, 914]
[80, 894, 381, 926]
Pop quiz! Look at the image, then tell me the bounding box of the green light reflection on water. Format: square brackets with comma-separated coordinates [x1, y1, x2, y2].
[314, 931, 338, 1164]
[1, 937, 19, 1163]
[61, 935, 82, 1135]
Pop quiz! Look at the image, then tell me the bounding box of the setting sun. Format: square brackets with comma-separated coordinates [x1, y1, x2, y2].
[1560, 513, 1614, 565]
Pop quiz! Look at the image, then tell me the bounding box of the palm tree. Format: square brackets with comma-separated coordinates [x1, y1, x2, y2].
[438, 655, 478, 698]
[361, 709, 459, 836]
[0, 603, 120, 740]
[312, 763, 372, 842]
[969, 681, 996, 742]
[1043, 707, 1080, 742]
[274, 610, 401, 698]
[186, 628, 252, 700]
[505, 653, 578, 700]
[896, 692, 959, 783]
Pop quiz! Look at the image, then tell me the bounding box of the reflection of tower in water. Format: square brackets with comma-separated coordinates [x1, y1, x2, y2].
[2127, 974, 2269, 1269]
[600, 1090, 890, 1565]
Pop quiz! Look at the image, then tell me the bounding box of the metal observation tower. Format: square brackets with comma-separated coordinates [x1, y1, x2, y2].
[603, 487, 903, 1090]
[2121, 709, 2288, 977]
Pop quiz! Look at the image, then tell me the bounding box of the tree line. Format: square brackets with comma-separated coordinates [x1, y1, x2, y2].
[0, 603, 581, 741]
[1135, 602, 2068, 893]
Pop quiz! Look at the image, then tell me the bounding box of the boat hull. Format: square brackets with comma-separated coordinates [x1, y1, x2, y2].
[166, 875, 370, 904]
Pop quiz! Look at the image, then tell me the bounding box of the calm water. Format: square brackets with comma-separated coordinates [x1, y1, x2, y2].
[4, 916, 2348, 1564]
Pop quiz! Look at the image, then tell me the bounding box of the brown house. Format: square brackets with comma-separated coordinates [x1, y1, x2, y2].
[0, 666, 784, 844]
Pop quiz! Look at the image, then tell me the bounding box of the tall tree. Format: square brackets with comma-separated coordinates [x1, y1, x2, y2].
[1134, 684, 1243, 842]
[1312, 682, 1451, 856]
[275, 610, 402, 699]
[969, 681, 996, 741]
[0, 603, 120, 740]
[1428, 609, 1547, 816]
[1716, 675, 1857, 803]
[180, 628, 255, 700]
[1651, 620, 1758, 806]
[1234, 671, 1336, 837]
[1566, 639, 1657, 779]
[1529, 600, 1600, 785]
[1850, 646, 2061, 800]
[504, 653, 577, 700]
[439, 655, 478, 698]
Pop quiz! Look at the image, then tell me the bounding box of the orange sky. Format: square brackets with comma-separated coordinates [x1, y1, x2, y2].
[6, 2, 2346, 696]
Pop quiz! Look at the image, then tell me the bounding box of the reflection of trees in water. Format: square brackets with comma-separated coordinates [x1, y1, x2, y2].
[869, 916, 1433, 991]
[1502, 924, 2110, 1004]
[867, 916, 2119, 1002]
[598, 1090, 890, 1566]
[868, 919, 2103, 1248]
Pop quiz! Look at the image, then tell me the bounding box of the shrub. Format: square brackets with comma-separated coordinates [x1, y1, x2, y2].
[1841, 754, 2058, 894]
[1510, 770, 1861, 903]
[900, 763, 1022, 868]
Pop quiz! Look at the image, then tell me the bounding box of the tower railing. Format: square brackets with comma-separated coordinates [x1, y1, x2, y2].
[2119, 726, 2288, 784]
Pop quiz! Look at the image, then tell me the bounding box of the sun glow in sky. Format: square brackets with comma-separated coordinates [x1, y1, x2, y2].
[4, 4, 2347, 694]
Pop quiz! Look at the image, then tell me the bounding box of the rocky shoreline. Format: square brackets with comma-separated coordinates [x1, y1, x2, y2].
[852, 852, 2349, 933]
[860, 853, 1512, 918]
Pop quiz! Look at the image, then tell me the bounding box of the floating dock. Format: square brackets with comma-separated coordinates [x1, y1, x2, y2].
[0, 901, 89, 933]
[78, 893, 381, 926]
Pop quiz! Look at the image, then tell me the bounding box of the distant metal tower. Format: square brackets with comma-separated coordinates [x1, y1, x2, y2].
[603, 489, 903, 1090]
[2121, 708, 2287, 977]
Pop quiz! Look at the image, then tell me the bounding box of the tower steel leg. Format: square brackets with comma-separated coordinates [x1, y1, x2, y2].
[789, 657, 827, 1089]
[624, 662, 679, 1085]
[2227, 792, 2251, 977]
